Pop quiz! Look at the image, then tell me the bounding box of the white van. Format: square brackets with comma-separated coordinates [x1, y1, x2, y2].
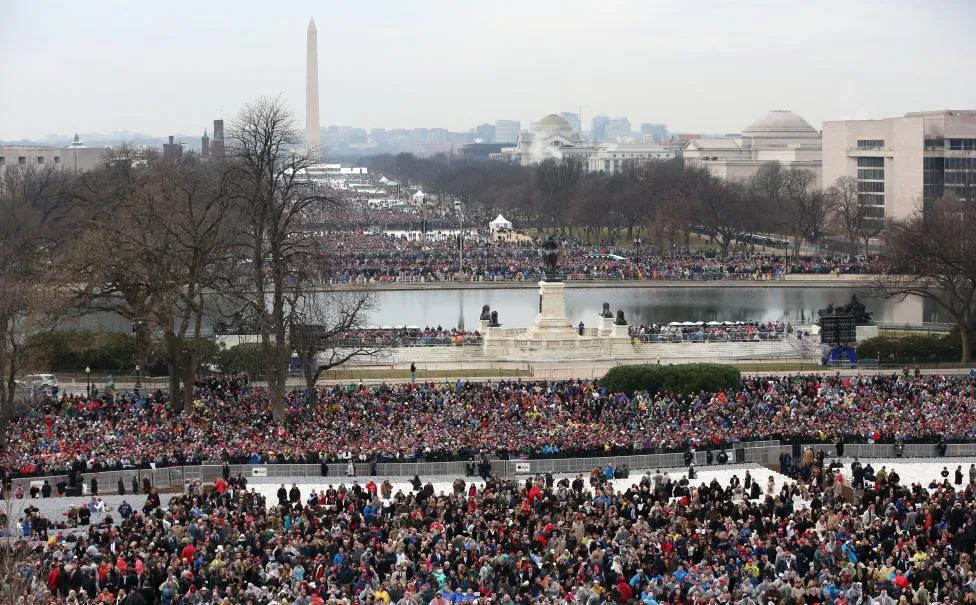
[18, 374, 58, 389]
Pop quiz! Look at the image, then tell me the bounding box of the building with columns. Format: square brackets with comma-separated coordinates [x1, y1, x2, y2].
[497, 114, 672, 173]
[586, 142, 675, 174]
[682, 110, 822, 182]
[509, 114, 590, 164]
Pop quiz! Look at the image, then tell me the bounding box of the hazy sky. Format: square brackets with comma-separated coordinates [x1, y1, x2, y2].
[1, 0, 974, 140]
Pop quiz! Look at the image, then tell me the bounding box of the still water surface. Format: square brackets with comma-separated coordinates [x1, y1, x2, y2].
[72, 286, 941, 333]
[366, 286, 941, 330]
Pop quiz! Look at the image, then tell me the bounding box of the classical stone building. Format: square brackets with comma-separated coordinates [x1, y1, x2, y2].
[586, 142, 675, 174]
[510, 114, 590, 165]
[682, 110, 822, 182]
[500, 114, 672, 173]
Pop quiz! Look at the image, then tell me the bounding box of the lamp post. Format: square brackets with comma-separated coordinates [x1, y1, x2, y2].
[131, 320, 143, 389]
[422, 196, 427, 240]
[85, 366, 91, 396]
[484, 240, 491, 281]
[634, 237, 642, 263]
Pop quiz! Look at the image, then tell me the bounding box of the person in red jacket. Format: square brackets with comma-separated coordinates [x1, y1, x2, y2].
[615, 578, 632, 603]
[47, 565, 59, 593]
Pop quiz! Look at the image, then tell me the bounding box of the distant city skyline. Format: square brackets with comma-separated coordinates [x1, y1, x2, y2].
[1, 116, 671, 148]
[1, 0, 974, 140]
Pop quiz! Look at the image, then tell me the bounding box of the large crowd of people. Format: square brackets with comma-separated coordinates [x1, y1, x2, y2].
[312, 232, 885, 284]
[3, 373, 975, 481]
[628, 322, 789, 343]
[326, 327, 483, 348]
[12, 435, 976, 603]
[3, 373, 976, 603]
[310, 206, 462, 233]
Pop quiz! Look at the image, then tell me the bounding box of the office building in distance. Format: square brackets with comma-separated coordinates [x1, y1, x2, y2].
[0, 134, 105, 180]
[475, 123, 496, 143]
[590, 115, 610, 141]
[494, 120, 521, 144]
[607, 117, 632, 141]
[822, 110, 976, 222]
[640, 123, 668, 143]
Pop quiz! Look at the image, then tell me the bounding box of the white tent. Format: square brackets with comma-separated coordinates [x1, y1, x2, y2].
[489, 214, 513, 231]
[412, 189, 426, 202]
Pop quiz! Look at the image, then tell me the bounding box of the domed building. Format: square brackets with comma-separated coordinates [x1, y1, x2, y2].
[505, 114, 674, 172]
[510, 114, 588, 166]
[535, 113, 576, 136]
[683, 110, 822, 182]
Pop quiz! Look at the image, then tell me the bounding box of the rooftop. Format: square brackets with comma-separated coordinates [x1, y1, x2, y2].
[743, 110, 817, 135]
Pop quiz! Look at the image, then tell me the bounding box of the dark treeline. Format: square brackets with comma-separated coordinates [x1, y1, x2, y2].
[365, 153, 846, 258]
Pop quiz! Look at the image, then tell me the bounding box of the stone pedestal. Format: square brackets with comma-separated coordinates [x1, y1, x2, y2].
[598, 316, 615, 337]
[479, 319, 490, 333]
[524, 280, 577, 339]
[483, 326, 510, 355]
[611, 323, 630, 339]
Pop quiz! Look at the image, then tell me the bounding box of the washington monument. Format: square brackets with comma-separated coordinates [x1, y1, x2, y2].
[306, 18, 320, 153]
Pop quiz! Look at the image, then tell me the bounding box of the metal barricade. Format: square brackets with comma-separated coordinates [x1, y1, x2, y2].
[15, 438, 976, 493]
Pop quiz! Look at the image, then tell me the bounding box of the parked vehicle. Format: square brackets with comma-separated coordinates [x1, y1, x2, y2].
[17, 373, 58, 389]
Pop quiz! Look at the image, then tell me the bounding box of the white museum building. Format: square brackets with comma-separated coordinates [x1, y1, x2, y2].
[682, 110, 822, 182]
[501, 114, 673, 174]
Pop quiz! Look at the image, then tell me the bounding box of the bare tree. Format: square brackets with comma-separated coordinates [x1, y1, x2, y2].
[534, 157, 584, 231]
[227, 97, 337, 421]
[829, 176, 863, 257]
[0, 163, 70, 439]
[290, 289, 382, 394]
[66, 150, 235, 411]
[755, 164, 834, 255]
[149, 156, 239, 411]
[0, 491, 49, 602]
[829, 175, 886, 258]
[872, 194, 975, 361]
[695, 171, 752, 258]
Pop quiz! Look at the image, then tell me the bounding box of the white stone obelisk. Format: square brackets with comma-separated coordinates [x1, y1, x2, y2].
[306, 18, 320, 154]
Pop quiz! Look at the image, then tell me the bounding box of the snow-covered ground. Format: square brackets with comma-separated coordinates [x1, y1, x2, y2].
[833, 457, 976, 492]
[245, 463, 799, 509]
